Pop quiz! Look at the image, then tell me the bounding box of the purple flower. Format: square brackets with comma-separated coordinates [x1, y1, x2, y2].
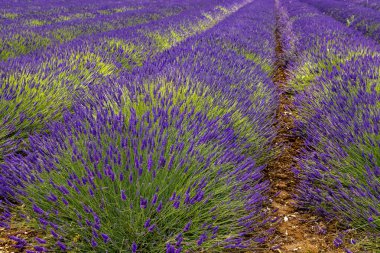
[56, 241, 67, 250]
[151, 194, 158, 205]
[197, 233, 207, 246]
[89, 188, 94, 197]
[166, 243, 176, 253]
[132, 242, 137, 253]
[140, 197, 147, 209]
[62, 197, 69, 206]
[334, 236, 343, 247]
[101, 233, 110, 243]
[183, 221, 192, 232]
[35, 237, 46, 244]
[173, 200, 180, 209]
[144, 218, 151, 228]
[147, 155, 153, 172]
[91, 238, 98, 247]
[148, 224, 156, 232]
[34, 246, 47, 252]
[156, 201, 163, 213]
[51, 230, 59, 238]
[47, 193, 58, 202]
[32, 204, 45, 215]
[121, 190, 127, 201]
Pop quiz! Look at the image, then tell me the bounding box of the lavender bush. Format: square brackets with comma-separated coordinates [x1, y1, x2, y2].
[3, 89, 269, 252]
[280, 0, 380, 250]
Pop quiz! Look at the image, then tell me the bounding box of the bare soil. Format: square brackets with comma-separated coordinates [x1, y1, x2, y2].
[263, 21, 344, 253]
[0, 225, 38, 253]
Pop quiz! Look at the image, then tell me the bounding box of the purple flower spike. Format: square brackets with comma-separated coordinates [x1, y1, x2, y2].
[56, 241, 67, 250]
[197, 233, 207, 246]
[101, 233, 110, 243]
[62, 197, 69, 206]
[333, 236, 343, 248]
[35, 237, 46, 244]
[151, 194, 158, 205]
[121, 190, 127, 201]
[34, 246, 47, 252]
[91, 238, 98, 247]
[144, 218, 151, 228]
[140, 197, 147, 209]
[132, 242, 137, 253]
[32, 204, 45, 215]
[156, 201, 163, 213]
[173, 200, 180, 209]
[183, 221, 192, 232]
[51, 230, 59, 238]
[148, 224, 156, 232]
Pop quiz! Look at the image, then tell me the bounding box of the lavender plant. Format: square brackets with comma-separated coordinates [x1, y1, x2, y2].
[280, 0, 380, 250]
[303, 0, 380, 43]
[3, 82, 270, 252]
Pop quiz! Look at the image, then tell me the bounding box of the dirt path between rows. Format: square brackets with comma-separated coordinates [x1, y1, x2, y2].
[264, 9, 344, 253]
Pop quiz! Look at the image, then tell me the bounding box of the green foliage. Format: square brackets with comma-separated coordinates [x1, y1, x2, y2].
[0, 34, 50, 61]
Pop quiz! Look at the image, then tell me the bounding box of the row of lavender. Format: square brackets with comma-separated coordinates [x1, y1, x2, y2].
[301, 0, 380, 43]
[0, 0, 232, 61]
[280, 0, 380, 250]
[338, 0, 380, 11]
[0, 0, 279, 252]
[0, 0, 248, 163]
[0, 0, 177, 61]
[0, 0, 247, 197]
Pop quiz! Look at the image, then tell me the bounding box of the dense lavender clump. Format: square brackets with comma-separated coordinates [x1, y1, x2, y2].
[280, 0, 380, 249]
[3, 91, 268, 252]
[295, 55, 380, 226]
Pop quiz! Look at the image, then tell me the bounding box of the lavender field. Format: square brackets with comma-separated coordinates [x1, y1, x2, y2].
[0, 0, 379, 252]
